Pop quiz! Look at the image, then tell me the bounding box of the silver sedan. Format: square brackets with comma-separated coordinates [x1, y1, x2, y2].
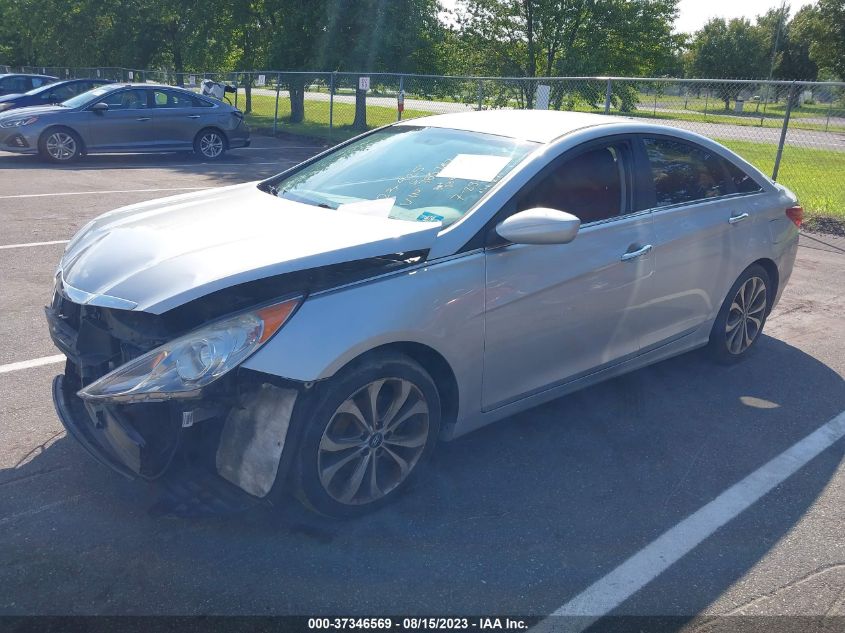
[47, 110, 799, 517]
[0, 83, 250, 162]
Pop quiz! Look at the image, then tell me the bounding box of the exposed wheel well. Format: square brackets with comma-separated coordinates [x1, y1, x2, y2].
[749, 258, 779, 312]
[339, 342, 460, 434]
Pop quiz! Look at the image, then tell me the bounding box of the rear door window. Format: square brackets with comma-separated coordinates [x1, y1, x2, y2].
[642, 137, 735, 206]
[153, 90, 196, 108]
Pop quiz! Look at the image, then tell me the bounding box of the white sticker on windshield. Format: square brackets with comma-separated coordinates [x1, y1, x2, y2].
[437, 154, 511, 182]
[336, 197, 396, 218]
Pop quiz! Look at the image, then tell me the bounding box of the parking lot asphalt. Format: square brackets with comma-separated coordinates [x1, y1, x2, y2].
[0, 136, 844, 624]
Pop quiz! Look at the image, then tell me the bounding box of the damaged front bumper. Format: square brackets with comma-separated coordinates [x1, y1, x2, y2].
[45, 277, 313, 510]
[52, 367, 302, 508]
[52, 374, 143, 480]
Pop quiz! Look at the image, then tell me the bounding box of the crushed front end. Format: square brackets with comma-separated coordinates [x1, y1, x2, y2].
[45, 284, 303, 512]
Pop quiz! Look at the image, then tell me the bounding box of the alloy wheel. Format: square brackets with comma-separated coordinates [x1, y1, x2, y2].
[46, 132, 77, 160]
[726, 276, 767, 355]
[317, 378, 430, 506]
[199, 132, 223, 158]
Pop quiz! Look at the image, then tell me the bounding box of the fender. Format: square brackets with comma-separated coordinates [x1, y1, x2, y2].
[241, 252, 487, 426]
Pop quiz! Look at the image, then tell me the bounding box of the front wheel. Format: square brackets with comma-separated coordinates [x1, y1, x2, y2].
[39, 128, 82, 163]
[292, 353, 441, 518]
[194, 128, 226, 160]
[707, 264, 771, 364]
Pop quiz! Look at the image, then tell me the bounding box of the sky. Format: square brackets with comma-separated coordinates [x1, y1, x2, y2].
[674, 0, 816, 33]
[438, 0, 819, 34]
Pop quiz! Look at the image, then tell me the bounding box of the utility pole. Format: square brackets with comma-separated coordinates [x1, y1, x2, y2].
[767, 1, 788, 83]
[761, 1, 788, 123]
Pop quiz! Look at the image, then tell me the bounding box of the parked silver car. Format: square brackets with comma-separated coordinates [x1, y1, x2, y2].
[47, 111, 800, 517]
[0, 83, 249, 162]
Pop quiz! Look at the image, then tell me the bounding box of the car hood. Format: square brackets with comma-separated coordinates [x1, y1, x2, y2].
[0, 93, 25, 103]
[0, 103, 65, 119]
[59, 182, 442, 314]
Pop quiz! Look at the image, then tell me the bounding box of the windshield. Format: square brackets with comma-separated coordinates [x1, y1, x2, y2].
[61, 86, 113, 109]
[23, 83, 52, 96]
[263, 126, 537, 227]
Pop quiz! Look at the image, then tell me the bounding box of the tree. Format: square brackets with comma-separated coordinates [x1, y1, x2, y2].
[453, 0, 680, 109]
[687, 18, 768, 109]
[316, 0, 448, 129]
[805, 0, 845, 80]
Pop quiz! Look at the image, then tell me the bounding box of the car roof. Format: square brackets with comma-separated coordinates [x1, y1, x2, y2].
[0, 73, 57, 79]
[397, 110, 631, 143]
[98, 82, 197, 90]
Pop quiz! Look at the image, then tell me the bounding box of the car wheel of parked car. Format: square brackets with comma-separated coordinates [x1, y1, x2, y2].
[292, 352, 441, 518]
[708, 264, 771, 364]
[39, 127, 82, 163]
[194, 128, 226, 160]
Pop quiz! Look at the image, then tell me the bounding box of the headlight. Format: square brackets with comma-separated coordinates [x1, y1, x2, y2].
[0, 116, 38, 128]
[0, 103, 12, 113]
[78, 297, 301, 403]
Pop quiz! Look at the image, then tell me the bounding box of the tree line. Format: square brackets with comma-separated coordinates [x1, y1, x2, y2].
[1, 0, 842, 85]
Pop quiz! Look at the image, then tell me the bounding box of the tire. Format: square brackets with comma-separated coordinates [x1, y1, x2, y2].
[707, 264, 771, 364]
[39, 127, 83, 163]
[193, 128, 226, 160]
[292, 352, 441, 518]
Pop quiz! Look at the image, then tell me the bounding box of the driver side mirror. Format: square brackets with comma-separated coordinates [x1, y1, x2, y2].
[495, 208, 581, 245]
[91, 102, 109, 113]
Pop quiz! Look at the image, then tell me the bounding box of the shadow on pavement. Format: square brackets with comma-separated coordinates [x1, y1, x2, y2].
[1, 335, 843, 616]
[0, 139, 325, 185]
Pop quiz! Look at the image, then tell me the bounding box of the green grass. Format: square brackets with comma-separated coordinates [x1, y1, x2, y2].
[717, 139, 845, 219]
[238, 93, 431, 141]
[570, 101, 845, 133]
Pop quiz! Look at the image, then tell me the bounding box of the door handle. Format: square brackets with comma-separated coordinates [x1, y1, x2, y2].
[187, 115, 201, 119]
[136, 117, 151, 121]
[729, 212, 750, 224]
[621, 244, 653, 261]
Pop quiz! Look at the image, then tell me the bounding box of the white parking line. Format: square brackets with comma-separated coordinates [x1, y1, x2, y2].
[0, 239, 69, 250]
[0, 186, 208, 200]
[537, 409, 845, 632]
[0, 355, 65, 375]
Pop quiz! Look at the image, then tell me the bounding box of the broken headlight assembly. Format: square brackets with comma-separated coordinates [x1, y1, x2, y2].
[78, 297, 301, 403]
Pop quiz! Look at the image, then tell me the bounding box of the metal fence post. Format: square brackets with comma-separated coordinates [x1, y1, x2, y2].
[329, 72, 335, 134]
[825, 95, 832, 132]
[397, 75, 404, 121]
[234, 73, 239, 109]
[772, 82, 796, 182]
[604, 78, 612, 114]
[273, 73, 282, 135]
[477, 79, 483, 111]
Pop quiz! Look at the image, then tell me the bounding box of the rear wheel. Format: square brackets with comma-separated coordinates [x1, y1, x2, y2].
[292, 353, 441, 518]
[39, 127, 82, 163]
[194, 128, 226, 160]
[707, 264, 771, 364]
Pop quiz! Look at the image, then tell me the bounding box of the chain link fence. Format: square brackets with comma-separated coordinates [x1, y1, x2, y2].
[2, 65, 843, 219]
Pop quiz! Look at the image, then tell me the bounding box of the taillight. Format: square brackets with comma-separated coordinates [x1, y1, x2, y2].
[786, 205, 803, 228]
